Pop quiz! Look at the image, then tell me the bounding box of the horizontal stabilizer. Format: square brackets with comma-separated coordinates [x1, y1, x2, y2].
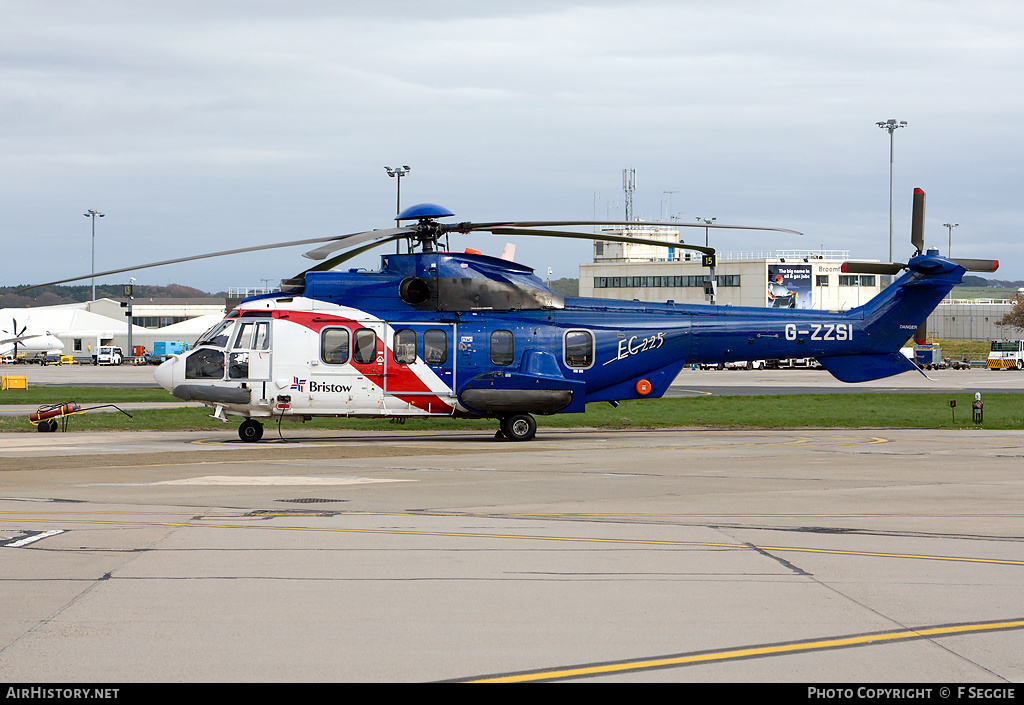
[817, 352, 920, 383]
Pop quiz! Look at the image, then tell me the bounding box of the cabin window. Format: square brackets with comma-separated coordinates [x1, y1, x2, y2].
[423, 329, 448, 365]
[490, 330, 515, 366]
[564, 330, 594, 368]
[393, 329, 417, 365]
[321, 328, 350, 364]
[353, 328, 378, 365]
[185, 348, 225, 379]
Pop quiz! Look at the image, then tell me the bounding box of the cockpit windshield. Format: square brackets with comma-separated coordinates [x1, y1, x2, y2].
[196, 320, 235, 348]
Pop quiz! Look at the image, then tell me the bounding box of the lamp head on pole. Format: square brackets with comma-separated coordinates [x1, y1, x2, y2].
[876, 119, 907, 133]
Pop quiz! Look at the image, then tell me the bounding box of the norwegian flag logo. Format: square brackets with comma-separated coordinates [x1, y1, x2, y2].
[290, 377, 306, 392]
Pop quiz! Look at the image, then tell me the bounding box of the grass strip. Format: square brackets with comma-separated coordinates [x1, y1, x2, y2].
[2, 392, 1023, 432]
[0, 387, 173, 404]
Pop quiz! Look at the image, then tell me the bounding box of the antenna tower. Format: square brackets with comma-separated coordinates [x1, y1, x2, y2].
[622, 168, 635, 225]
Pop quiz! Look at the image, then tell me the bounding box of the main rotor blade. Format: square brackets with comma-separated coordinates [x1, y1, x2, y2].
[304, 234, 407, 273]
[840, 261, 906, 275]
[281, 235, 408, 292]
[302, 227, 413, 261]
[951, 258, 999, 272]
[17, 230, 405, 293]
[487, 227, 716, 256]
[454, 219, 803, 238]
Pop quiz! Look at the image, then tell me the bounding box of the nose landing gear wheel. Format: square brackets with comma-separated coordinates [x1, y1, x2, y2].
[499, 413, 537, 442]
[238, 419, 264, 443]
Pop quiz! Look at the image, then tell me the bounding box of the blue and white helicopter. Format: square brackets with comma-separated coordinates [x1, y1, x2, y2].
[33, 188, 997, 442]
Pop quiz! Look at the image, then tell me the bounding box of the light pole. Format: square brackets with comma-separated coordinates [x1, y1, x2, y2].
[696, 217, 717, 304]
[943, 222, 959, 258]
[384, 166, 411, 216]
[876, 119, 906, 263]
[126, 277, 135, 361]
[696, 217, 716, 247]
[84, 209, 104, 301]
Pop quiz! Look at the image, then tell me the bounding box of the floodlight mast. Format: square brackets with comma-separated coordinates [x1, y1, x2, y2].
[944, 222, 959, 258]
[876, 119, 907, 263]
[83, 209, 105, 301]
[385, 166, 411, 217]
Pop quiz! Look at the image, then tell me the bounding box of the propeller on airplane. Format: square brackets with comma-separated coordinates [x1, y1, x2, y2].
[1, 318, 29, 357]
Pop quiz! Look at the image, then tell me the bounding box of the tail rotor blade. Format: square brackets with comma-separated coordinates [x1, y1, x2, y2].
[841, 262, 906, 275]
[951, 258, 1000, 272]
[911, 188, 926, 255]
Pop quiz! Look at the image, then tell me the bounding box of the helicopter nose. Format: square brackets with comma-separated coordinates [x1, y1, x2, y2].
[154, 358, 176, 392]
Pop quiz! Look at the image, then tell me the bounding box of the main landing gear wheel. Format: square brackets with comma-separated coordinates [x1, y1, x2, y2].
[238, 419, 264, 443]
[499, 413, 537, 442]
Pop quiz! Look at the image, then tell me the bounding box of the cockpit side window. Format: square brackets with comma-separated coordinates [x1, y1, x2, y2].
[185, 348, 225, 379]
[232, 321, 271, 351]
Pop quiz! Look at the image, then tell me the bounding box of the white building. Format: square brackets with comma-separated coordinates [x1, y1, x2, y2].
[579, 226, 882, 311]
[0, 298, 225, 360]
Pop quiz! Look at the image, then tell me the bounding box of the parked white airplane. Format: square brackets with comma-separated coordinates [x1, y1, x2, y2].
[0, 318, 64, 360]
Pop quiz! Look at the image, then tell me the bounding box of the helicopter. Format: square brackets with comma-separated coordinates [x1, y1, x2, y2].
[25, 188, 996, 442]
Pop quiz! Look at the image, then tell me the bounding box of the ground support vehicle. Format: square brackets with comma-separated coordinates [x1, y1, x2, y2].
[987, 340, 1024, 370]
[147, 341, 190, 364]
[94, 346, 124, 366]
[725, 360, 766, 370]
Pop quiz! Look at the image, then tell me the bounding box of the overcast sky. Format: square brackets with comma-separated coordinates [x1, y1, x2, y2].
[3, 1, 1023, 293]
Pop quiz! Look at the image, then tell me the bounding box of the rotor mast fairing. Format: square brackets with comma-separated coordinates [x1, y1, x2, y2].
[300, 252, 565, 312]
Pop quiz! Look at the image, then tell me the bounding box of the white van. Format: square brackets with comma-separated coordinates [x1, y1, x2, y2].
[95, 346, 124, 366]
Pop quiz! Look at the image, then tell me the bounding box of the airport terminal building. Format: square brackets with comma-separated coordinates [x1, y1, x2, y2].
[578, 225, 882, 311]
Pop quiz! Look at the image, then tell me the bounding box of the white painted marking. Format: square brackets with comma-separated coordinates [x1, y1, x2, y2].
[152, 475, 413, 486]
[6, 529, 64, 547]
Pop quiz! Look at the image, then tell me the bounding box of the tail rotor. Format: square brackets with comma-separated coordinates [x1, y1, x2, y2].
[841, 188, 999, 345]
